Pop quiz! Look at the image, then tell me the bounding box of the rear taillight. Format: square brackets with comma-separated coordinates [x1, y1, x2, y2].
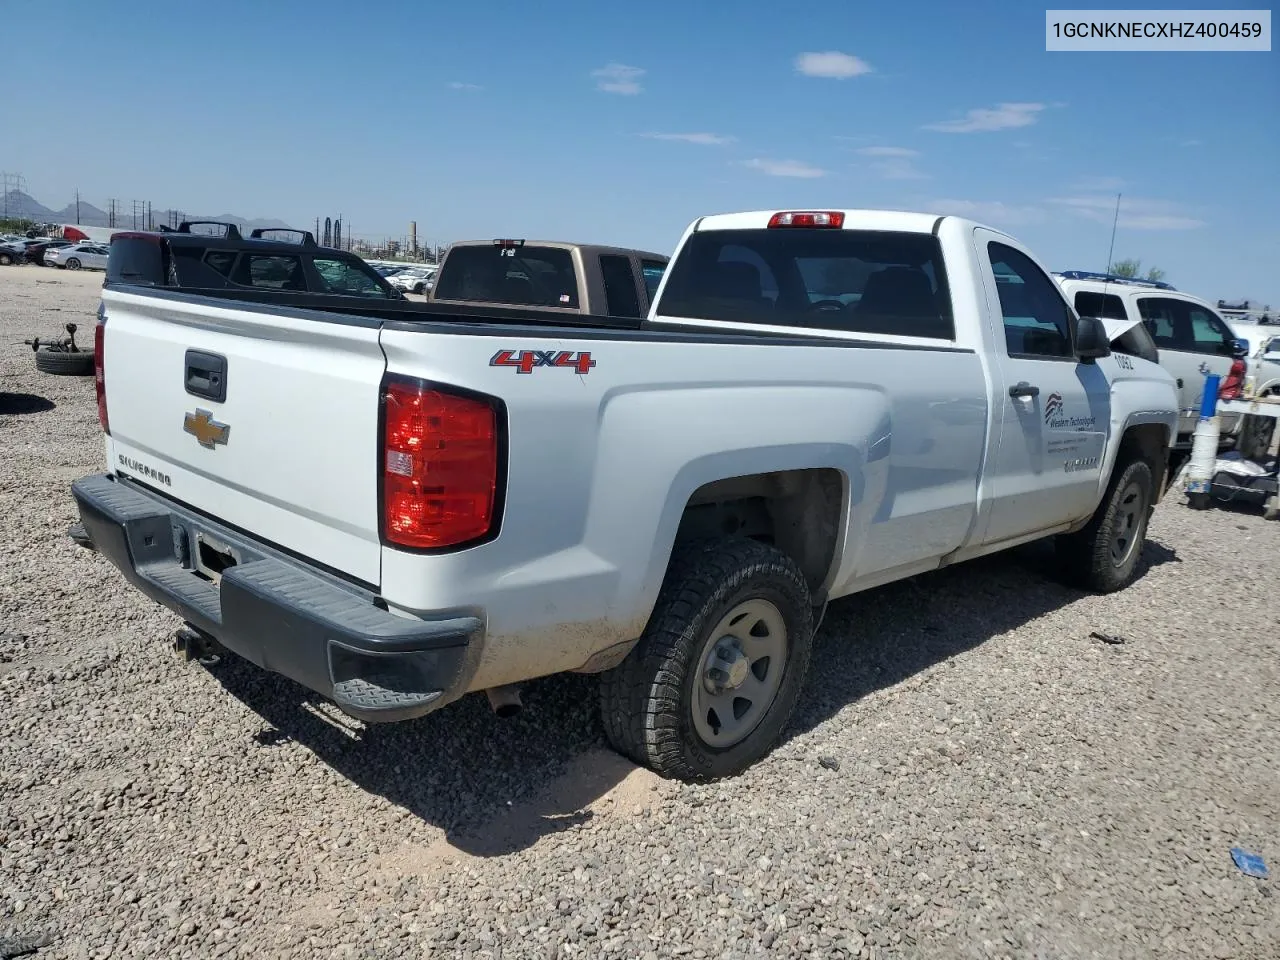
[1218, 359, 1246, 400]
[767, 211, 845, 228]
[94, 305, 109, 435]
[380, 377, 501, 550]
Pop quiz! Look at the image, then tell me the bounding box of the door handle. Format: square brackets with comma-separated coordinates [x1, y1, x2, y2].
[1176, 378, 1184, 388]
[185, 350, 228, 403]
[1009, 382, 1040, 399]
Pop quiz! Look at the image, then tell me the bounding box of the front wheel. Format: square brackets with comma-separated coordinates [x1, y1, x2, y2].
[1055, 458, 1154, 593]
[0, 253, 13, 266]
[599, 537, 814, 781]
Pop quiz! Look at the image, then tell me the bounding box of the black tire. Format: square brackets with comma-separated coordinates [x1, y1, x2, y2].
[1237, 402, 1277, 460]
[65, 258, 81, 270]
[34, 348, 95, 376]
[1055, 458, 1155, 593]
[0, 252, 13, 266]
[599, 537, 814, 781]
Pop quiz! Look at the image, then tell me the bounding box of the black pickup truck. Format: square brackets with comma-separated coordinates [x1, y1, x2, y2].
[105, 221, 406, 300]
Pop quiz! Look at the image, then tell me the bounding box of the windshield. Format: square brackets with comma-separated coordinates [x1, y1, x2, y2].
[433, 245, 580, 308]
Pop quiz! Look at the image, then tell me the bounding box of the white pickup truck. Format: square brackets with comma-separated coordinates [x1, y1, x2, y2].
[73, 209, 1178, 780]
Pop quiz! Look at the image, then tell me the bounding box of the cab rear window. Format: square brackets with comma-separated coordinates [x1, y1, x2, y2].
[434, 245, 579, 308]
[655, 228, 954, 339]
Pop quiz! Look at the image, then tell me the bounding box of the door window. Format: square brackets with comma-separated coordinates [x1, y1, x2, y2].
[312, 257, 391, 297]
[986, 242, 1075, 359]
[1138, 298, 1235, 356]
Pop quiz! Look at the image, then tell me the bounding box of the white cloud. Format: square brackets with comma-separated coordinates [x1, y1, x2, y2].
[929, 199, 1046, 226]
[855, 146, 919, 158]
[640, 132, 736, 146]
[852, 146, 926, 179]
[592, 63, 645, 95]
[743, 158, 827, 178]
[1182, 138, 1203, 147]
[1049, 195, 1205, 230]
[447, 81, 483, 91]
[794, 51, 874, 79]
[923, 102, 1045, 133]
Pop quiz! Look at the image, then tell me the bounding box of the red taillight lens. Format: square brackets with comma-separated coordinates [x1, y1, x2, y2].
[767, 211, 845, 229]
[1219, 359, 1246, 400]
[381, 378, 500, 550]
[94, 312, 109, 435]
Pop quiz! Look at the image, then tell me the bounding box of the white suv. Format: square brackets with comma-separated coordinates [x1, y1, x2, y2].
[1055, 271, 1245, 448]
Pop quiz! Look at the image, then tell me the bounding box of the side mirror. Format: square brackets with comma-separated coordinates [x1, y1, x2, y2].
[1231, 337, 1250, 358]
[1076, 315, 1112, 363]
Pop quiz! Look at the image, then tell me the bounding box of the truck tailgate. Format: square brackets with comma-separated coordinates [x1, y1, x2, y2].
[99, 288, 386, 586]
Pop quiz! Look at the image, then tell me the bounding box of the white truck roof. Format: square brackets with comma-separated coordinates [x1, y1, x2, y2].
[691, 209, 977, 235]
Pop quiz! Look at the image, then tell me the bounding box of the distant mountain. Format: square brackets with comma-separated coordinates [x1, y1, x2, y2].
[1, 190, 297, 233]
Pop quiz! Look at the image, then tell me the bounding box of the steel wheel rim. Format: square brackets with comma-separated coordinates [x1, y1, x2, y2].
[691, 598, 788, 749]
[1110, 479, 1146, 568]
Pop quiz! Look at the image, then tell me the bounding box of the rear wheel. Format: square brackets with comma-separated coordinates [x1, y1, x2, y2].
[1056, 458, 1154, 593]
[0, 252, 14, 266]
[599, 537, 814, 781]
[65, 258, 81, 270]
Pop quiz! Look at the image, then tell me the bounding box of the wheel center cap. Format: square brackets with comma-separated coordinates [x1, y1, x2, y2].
[705, 640, 751, 693]
[724, 654, 750, 688]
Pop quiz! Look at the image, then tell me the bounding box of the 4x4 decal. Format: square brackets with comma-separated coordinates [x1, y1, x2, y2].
[490, 349, 596, 375]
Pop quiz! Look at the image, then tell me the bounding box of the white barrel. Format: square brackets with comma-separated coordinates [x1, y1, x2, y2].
[1183, 416, 1221, 494]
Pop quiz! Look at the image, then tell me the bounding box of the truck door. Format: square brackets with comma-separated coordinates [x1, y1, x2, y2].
[972, 231, 1111, 546]
[1136, 295, 1237, 434]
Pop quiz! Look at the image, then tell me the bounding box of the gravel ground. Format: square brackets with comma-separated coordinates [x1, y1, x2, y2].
[2, 265, 1277, 960]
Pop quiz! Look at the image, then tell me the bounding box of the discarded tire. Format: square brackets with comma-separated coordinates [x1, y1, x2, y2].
[34, 348, 95, 376]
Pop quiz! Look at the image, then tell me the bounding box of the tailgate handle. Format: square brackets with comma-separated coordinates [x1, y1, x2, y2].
[185, 350, 227, 403]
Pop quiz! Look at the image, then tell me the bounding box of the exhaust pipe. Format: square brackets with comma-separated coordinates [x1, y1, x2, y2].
[485, 684, 523, 718]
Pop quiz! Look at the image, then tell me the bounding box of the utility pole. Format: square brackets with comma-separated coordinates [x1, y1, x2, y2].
[108, 199, 117, 228]
[75, 189, 81, 224]
[147, 201, 152, 230]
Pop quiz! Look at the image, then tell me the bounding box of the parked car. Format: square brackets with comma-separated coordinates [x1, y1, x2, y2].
[72, 206, 1177, 781]
[429, 239, 669, 318]
[25, 239, 75, 265]
[0, 237, 52, 265]
[45, 242, 110, 271]
[388, 266, 437, 294]
[1055, 271, 1245, 448]
[1226, 319, 1280, 399]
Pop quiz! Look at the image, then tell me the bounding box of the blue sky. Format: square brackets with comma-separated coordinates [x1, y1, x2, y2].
[2, 0, 1277, 304]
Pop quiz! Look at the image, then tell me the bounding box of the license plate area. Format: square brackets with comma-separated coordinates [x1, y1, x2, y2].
[193, 531, 240, 585]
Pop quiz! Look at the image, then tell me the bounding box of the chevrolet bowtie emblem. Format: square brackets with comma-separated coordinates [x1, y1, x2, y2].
[183, 408, 230, 449]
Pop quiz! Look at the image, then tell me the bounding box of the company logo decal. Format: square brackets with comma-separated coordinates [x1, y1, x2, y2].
[1043, 391, 1064, 423]
[1043, 390, 1097, 431]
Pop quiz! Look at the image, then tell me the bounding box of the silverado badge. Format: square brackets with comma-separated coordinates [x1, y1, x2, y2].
[184, 409, 230, 449]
